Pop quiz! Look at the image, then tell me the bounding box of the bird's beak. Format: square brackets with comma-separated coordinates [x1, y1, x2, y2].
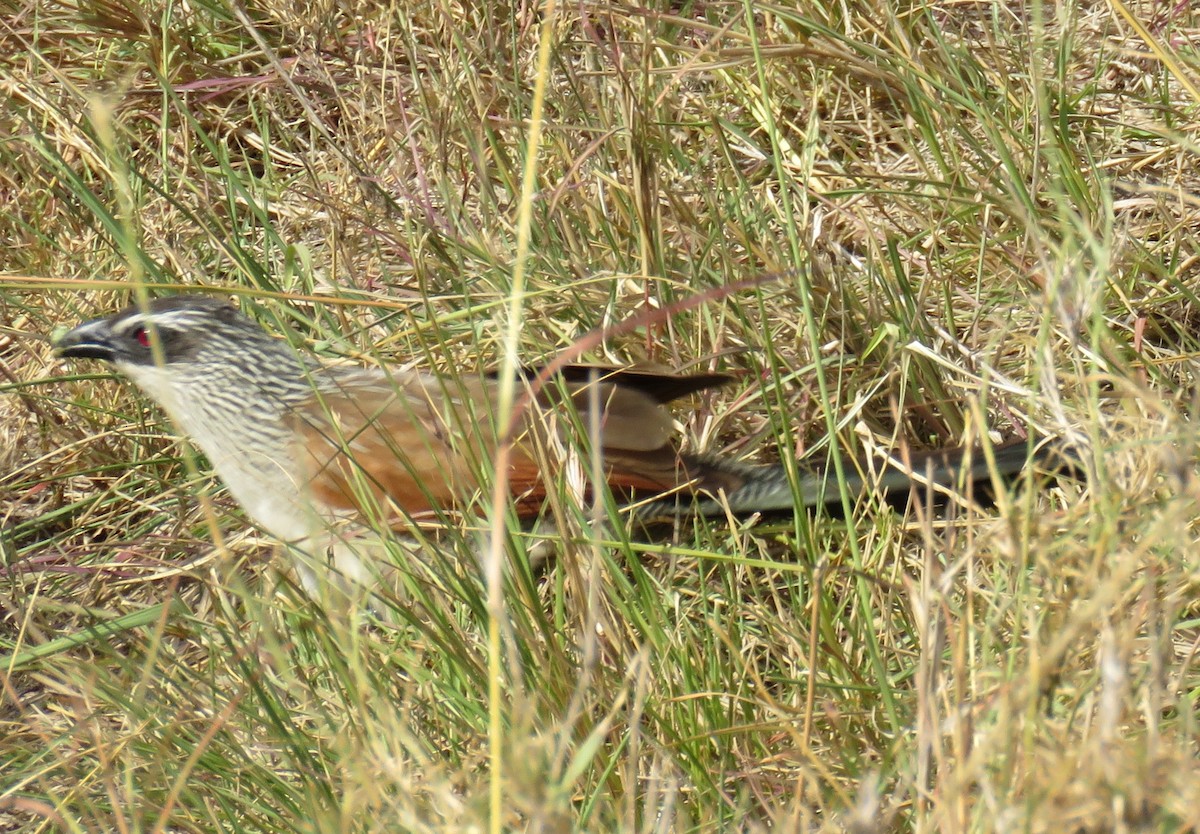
[54, 319, 119, 362]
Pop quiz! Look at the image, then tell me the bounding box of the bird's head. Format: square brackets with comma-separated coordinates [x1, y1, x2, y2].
[55, 295, 314, 416]
[55, 296, 274, 368]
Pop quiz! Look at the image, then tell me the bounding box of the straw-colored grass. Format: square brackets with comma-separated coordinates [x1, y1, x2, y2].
[3, 0, 1199, 830]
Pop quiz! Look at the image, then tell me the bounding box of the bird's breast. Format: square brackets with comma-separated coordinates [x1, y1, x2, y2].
[123, 364, 316, 540]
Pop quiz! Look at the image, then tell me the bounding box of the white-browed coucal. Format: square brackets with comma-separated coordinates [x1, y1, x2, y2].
[55, 296, 1066, 596]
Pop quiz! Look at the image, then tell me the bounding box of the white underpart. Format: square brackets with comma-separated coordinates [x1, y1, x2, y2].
[116, 360, 314, 542]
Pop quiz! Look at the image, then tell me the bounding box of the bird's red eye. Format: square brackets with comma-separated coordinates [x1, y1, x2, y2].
[133, 326, 150, 347]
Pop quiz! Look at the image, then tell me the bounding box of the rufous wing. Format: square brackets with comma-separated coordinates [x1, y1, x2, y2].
[289, 364, 732, 525]
[290, 371, 497, 523]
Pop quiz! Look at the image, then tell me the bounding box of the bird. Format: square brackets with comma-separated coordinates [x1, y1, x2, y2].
[55, 296, 1070, 598]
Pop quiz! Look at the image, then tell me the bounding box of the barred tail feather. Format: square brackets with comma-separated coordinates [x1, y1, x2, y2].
[637, 438, 1077, 519]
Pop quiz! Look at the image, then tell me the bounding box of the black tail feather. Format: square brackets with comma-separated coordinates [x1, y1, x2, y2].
[635, 437, 1082, 520]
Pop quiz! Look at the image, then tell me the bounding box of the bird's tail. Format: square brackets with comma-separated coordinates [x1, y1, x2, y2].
[636, 438, 1080, 519]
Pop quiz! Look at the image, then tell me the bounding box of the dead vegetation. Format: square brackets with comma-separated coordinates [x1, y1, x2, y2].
[2, 0, 1200, 830]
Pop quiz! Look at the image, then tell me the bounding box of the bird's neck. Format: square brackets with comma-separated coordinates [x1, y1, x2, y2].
[118, 353, 319, 541]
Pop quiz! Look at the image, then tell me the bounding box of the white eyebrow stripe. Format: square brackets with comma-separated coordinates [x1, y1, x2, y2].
[114, 309, 211, 332]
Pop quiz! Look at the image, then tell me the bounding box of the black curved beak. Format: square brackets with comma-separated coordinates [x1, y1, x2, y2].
[55, 320, 118, 362]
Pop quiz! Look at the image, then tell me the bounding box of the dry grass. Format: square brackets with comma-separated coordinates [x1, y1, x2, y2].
[3, 0, 1200, 830]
